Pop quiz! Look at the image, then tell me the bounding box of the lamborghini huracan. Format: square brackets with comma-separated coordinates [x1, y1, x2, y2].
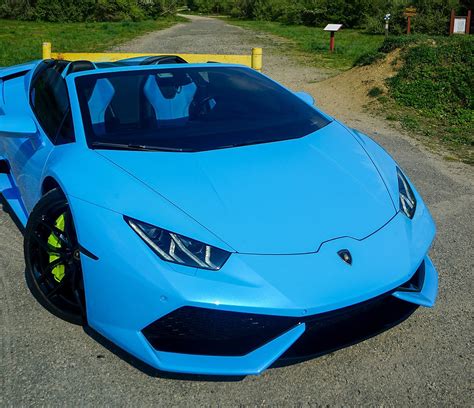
[0, 56, 438, 375]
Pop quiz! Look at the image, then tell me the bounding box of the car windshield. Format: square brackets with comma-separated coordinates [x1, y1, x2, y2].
[75, 66, 330, 152]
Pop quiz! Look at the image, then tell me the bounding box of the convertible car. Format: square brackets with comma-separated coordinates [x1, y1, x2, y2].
[0, 56, 438, 375]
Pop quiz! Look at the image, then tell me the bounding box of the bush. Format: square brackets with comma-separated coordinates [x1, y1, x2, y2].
[93, 0, 145, 22]
[368, 86, 384, 97]
[388, 36, 474, 118]
[364, 14, 384, 34]
[353, 50, 385, 66]
[378, 35, 425, 53]
[0, 0, 180, 22]
[189, 0, 465, 35]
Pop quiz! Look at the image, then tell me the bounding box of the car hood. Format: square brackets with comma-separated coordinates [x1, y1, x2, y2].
[97, 121, 396, 254]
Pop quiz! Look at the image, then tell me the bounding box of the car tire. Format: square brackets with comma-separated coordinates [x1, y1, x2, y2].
[24, 188, 86, 325]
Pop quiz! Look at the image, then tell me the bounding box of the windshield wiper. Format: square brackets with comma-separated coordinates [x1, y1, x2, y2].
[219, 138, 272, 150]
[90, 142, 193, 152]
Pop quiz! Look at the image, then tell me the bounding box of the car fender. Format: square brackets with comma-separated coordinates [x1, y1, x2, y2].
[42, 144, 234, 254]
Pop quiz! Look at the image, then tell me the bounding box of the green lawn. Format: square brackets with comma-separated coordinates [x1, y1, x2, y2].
[0, 17, 185, 67]
[226, 19, 384, 71]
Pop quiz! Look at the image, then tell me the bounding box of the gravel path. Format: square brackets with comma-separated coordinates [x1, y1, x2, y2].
[111, 14, 333, 88]
[2, 15, 473, 407]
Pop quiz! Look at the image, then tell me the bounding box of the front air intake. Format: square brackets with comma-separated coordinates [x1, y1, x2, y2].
[142, 307, 298, 356]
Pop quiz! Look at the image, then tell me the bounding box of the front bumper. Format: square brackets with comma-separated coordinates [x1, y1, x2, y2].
[69, 195, 438, 376]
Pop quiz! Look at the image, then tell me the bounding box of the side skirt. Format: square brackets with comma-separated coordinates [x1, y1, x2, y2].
[0, 157, 28, 228]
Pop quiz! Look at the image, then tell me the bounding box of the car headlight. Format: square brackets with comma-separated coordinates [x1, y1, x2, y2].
[397, 167, 416, 219]
[125, 217, 230, 270]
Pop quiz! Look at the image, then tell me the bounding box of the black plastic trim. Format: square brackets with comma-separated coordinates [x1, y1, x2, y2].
[396, 261, 425, 292]
[0, 69, 29, 82]
[142, 271, 422, 358]
[79, 245, 99, 261]
[0, 159, 10, 174]
[142, 292, 396, 357]
[142, 307, 299, 356]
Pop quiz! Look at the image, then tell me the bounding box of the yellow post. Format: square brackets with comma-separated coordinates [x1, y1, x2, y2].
[42, 42, 52, 60]
[251, 48, 263, 71]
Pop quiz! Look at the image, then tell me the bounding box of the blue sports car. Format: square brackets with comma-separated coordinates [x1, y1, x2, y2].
[0, 56, 438, 376]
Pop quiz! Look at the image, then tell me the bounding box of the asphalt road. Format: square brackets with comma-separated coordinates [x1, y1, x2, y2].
[2, 15, 473, 407]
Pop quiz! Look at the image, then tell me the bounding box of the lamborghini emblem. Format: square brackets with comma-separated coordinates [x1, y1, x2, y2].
[337, 249, 352, 265]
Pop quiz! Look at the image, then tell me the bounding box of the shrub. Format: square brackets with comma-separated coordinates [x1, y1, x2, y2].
[188, 0, 466, 35]
[93, 0, 145, 22]
[353, 50, 385, 66]
[368, 86, 384, 97]
[388, 36, 474, 119]
[378, 35, 425, 53]
[0, 0, 180, 22]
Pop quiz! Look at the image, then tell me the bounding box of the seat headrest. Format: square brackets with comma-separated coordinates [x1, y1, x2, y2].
[140, 56, 188, 66]
[65, 60, 95, 76]
[156, 71, 192, 87]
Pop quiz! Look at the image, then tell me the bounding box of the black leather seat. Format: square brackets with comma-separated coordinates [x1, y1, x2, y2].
[139, 56, 188, 65]
[64, 60, 95, 76]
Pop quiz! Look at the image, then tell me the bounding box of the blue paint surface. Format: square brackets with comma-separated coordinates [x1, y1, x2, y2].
[0, 61, 438, 375]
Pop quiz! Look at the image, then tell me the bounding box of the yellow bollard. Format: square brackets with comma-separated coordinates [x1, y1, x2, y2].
[42, 42, 52, 60]
[251, 48, 263, 72]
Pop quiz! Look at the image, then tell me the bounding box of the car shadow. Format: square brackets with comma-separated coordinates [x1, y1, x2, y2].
[0, 193, 25, 234]
[83, 296, 418, 381]
[83, 326, 246, 382]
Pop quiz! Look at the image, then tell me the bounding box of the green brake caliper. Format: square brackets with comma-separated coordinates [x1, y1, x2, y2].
[47, 214, 66, 283]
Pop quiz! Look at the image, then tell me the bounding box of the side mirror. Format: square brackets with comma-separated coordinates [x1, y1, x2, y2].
[295, 91, 315, 106]
[0, 114, 37, 138]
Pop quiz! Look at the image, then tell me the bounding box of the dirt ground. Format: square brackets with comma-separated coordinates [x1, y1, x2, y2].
[2, 14, 473, 407]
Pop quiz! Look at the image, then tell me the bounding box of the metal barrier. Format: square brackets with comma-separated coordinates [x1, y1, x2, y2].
[42, 42, 263, 71]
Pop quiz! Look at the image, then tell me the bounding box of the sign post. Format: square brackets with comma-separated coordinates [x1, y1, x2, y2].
[450, 9, 471, 35]
[323, 24, 343, 53]
[384, 13, 391, 37]
[403, 7, 417, 35]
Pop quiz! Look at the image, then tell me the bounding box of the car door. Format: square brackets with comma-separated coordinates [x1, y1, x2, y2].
[2, 62, 75, 213]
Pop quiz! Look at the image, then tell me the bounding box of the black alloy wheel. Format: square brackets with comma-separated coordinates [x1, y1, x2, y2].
[24, 189, 86, 325]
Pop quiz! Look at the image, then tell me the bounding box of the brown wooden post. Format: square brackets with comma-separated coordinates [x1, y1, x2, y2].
[449, 9, 455, 35]
[324, 24, 342, 52]
[407, 15, 411, 34]
[329, 31, 335, 52]
[466, 10, 471, 34]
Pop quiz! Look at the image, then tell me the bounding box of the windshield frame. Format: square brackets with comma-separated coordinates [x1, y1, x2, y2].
[68, 64, 333, 153]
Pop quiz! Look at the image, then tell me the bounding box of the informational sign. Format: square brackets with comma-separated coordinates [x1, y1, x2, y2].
[453, 17, 467, 34]
[403, 7, 416, 34]
[450, 9, 471, 35]
[324, 24, 343, 32]
[323, 24, 343, 52]
[403, 7, 417, 17]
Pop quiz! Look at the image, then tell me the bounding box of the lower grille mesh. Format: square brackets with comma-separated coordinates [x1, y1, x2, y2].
[143, 272, 422, 357]
[142, 307, 298, 356]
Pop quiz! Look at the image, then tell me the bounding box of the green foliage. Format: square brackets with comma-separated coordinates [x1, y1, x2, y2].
[353, 50, 385, 66]
[386, 35, 473, 158]
[354, 34, 426, 66]
[228, 19, 384, 70]
[0, 0, 181, 22]
[0, 17, 182, 66]
[188, 0, 464, 34]
[368, 87, 384, 97]
[388, 37, 473, 115]
[92, 0, 145, 22]
[378, 35, 425, 52]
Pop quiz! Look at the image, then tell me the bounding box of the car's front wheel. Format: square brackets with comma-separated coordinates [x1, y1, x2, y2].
[24, 188, 86, 325]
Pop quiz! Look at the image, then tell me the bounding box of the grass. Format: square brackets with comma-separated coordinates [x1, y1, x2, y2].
[225, 19, 384, 71]
[375, 94, 473, 164]
[0, 16, 185, 67]
[368, 86, 383, 97]
[382, 36, 473, 164]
